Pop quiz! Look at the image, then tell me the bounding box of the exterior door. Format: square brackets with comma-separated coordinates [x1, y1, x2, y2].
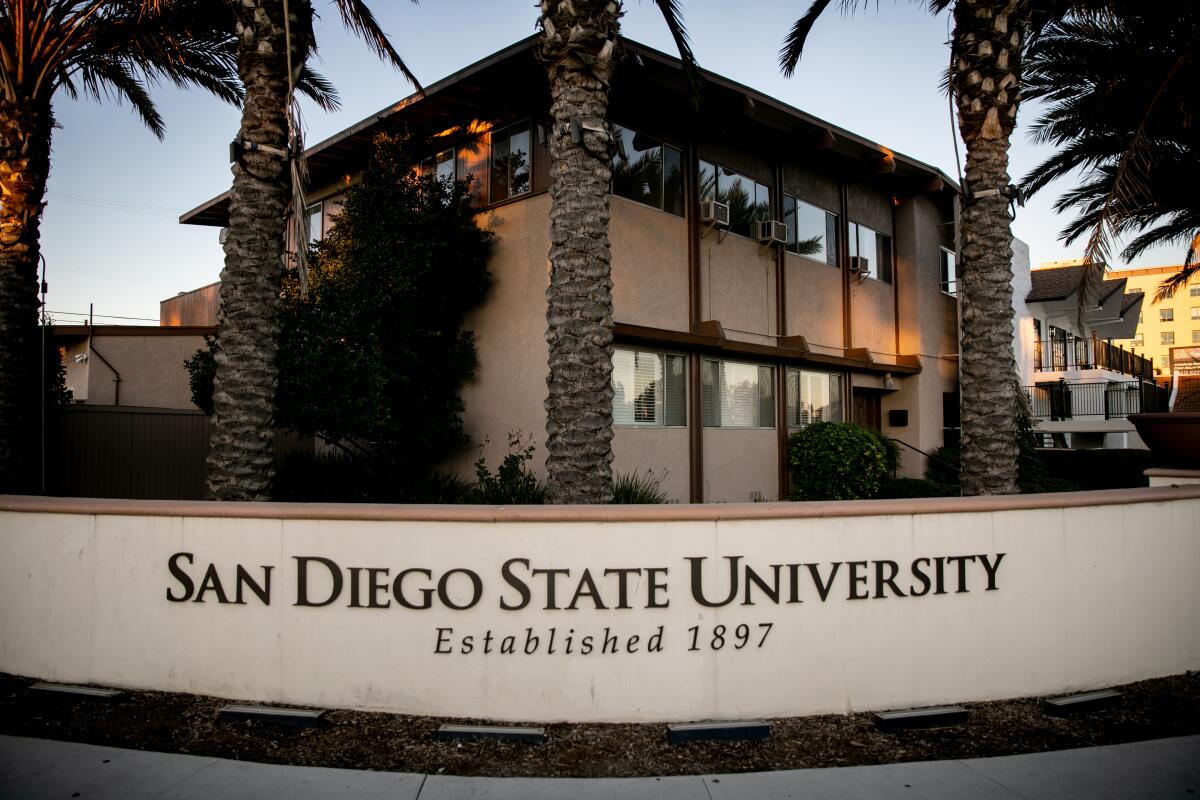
[852, 389, 882, 431]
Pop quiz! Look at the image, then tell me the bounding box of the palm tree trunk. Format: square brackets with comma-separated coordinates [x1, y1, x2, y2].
[207, 0, 308, 501]
[952, 0, 1029, 495]
[540, 1, 621, 504]
[0, 98, 52, 494]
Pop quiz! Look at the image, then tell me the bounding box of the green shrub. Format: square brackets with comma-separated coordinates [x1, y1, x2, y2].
[789, 422, 888, 501]
[925, 443, 962, 485]
[611, 469, 670, 504]
[469, 432, 546, 505]
[875, 477, 960, 499]
[272, 449, 472, 503]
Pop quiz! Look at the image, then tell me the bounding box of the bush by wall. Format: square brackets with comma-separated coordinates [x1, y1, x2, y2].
[789, 422, 888, 501]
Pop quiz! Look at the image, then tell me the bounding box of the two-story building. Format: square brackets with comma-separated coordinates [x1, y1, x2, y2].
[1018, 261, 1165, 448]
[180, 36, 962, 502]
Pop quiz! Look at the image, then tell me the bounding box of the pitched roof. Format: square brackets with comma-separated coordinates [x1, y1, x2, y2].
[1027, 265, 1124, 304]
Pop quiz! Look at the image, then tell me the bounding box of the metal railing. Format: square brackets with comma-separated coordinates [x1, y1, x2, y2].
[1025, 380, 1169, 420]
[1033, 336, 1153, 381]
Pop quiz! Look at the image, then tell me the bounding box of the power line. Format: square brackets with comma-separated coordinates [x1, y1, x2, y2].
[46, 310, 159, 322]
[46, 191, 182, 218]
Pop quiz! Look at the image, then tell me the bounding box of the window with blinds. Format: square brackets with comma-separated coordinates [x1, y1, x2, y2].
[701, 359, 775, 428]
[785, 368, 843, 429]
[612, 348, 686, 426]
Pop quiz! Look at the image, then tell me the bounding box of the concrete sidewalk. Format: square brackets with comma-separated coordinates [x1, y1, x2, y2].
[1, 733, 1197, 799]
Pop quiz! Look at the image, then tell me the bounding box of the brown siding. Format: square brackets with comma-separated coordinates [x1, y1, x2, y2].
[160, 283, 219, 326]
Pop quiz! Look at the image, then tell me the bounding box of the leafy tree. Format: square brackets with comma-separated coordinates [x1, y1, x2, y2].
[538, 0, 696, 504]
[1021, 5, 1200, 300]
[0, 0, 241, 493]
[207, 0, 419, 501]
[273, 133, 492, 479]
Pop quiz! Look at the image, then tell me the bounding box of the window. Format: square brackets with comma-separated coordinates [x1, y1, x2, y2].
[786, 369, 842, 429]
[1192, 329, 1200, 344]
[611, 348, 686, 426]
[701, 359, 774, 428]
[782, 194, 838, 265]
[1191, 285, 1200, 297]
[610, 125, 683, 216]
[1160, 308, 1174, 322]
[940, 248, 957, 295]
[698, 160, 770, 238]
[1133, 333, 1144, 347]
[490, 122, 531, 202]
[420, 148, 456, 182]
[1191, 306, 1199, 320]
[849, 222, 893, 283]
[305, 203, 322, 244]
[1162, 331, 1175, 345]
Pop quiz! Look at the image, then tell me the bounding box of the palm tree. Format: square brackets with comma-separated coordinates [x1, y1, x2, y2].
[1020, 6, 1199, 301]
[206, 0, 418, 501]
[782, 0, 1040, 496]
[538, 0, 695, 504]
[0, 0, 241, 494]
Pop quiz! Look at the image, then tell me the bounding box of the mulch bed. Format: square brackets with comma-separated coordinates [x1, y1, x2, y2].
[1, 671, 1197, 778]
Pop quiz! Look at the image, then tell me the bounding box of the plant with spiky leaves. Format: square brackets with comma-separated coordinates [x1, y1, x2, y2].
[0, 0, 242, 494]
[537, 0, 696, 504]
[1021, 5, 1199, 302]
[206, 0, 419, 501]
[779, 0, 1104, 496]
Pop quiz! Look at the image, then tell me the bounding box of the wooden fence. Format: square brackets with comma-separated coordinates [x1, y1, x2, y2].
[48, 406, 309, 500]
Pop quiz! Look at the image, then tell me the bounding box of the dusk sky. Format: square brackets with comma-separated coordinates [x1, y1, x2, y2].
[38, 0, 1180, 326]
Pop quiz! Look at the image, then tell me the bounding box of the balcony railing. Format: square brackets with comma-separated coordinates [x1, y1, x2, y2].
[1033, 336, 1153, 380]
[1025, 380, 1169, 420]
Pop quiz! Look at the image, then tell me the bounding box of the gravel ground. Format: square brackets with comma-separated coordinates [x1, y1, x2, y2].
[1, 672, 1197, 778]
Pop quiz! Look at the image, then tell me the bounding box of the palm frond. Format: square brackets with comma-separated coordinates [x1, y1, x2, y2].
[74, 57, 164, 137]
[779, 0, 835, 77]
[297, 64, 339, 111]
[333, 0, 422, 93]
[651, 0, 701, 107]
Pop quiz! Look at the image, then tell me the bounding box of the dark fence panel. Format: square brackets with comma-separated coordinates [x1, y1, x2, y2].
[48, 406, 312, 500]
[51, 405, 210, 499]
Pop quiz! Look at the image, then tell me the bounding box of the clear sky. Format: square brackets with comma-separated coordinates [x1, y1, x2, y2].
[37, 0, 1181, 326]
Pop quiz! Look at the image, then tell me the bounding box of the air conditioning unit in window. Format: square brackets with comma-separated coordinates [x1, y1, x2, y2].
[700, 198, 730, 227]
[756, 219, 788, 246]
[849, 256, 871, 279]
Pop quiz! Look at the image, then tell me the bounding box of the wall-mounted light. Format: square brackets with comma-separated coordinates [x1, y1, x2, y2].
[882, 373, 895, 390]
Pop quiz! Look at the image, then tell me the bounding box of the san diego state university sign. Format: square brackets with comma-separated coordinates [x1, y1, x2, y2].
[166, 551, 1004, 658]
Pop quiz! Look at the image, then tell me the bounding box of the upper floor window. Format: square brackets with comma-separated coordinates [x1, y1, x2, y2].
[1133, 333, 1144, 346]
[420, 148, 456, 183]
[491, 122, 531, 202]
[1191, 306, 1199, 320]
[611, 125, 683, 216]
[782, 194, 838, 265]
[701, 358, 775, 428]
[305, 203, 323, 244]
[785, 368, 842, 429]
[1193, 330, 1200, 344]
[612, 348, 686, 427]
[1191, 285, 1200, 297]
[940, 248, 957, 295]
[1160, 308, 1174, 322]
[698, 160, 770, 238]
[849, 222, 893, 283]
[1162, 331, 1175, 345]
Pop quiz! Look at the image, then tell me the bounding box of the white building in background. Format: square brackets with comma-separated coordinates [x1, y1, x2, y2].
[1011, 256, 1165, 449]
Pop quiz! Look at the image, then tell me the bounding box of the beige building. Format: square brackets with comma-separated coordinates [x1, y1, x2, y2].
[55, 325, 212, 410]
[181, 36, 962, 502]
[1102, 264, 1200, 375]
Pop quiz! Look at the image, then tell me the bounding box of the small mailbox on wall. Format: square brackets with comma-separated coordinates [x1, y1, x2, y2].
[888, 409, 909, 427]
